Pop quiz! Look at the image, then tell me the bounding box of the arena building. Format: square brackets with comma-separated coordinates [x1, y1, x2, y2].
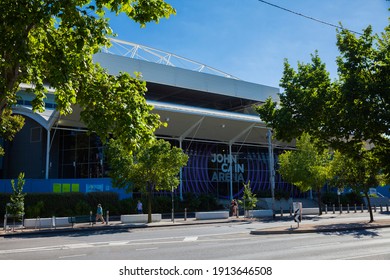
[0, 39, 295, 200]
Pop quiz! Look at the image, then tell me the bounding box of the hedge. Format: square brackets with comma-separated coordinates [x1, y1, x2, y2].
[0, 192, 224, 220]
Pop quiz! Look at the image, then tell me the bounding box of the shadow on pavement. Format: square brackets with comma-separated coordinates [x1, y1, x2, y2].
[2, 227, 133, 239]
[314, 223, 381, 238]
[241, 217, 293, 223]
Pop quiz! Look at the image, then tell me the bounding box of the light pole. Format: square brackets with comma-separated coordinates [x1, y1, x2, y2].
[267, 129, 275, 217]
[171, 186, 175, 223]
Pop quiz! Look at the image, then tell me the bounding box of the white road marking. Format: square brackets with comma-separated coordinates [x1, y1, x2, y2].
[59, 254, 87, 259]
[342, 251, 390, 260]
[0, 232, 251, 255]
[184, 236, 198, 242]
[135, 247, 158, 251]
[292, 242, 341, 249]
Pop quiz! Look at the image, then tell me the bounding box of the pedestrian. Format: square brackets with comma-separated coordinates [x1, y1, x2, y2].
[230, 199, 236, 217]
[137, 200, 143, 214]
[234, 199, 239, 218]
[96, 203, 105, 224]
[231, 199, 238, 217]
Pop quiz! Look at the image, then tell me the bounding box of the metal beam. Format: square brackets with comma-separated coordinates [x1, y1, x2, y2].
[229, 123, 256, 145]
[179, 117, 205, 141]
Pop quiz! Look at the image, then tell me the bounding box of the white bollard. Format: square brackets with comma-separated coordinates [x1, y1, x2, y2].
[3, 214, 7, 231]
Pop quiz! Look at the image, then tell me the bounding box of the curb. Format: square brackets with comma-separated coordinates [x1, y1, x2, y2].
[3, 216, 390, 237]
[250, 222, 390, 235]
[0, 218, 240, 237]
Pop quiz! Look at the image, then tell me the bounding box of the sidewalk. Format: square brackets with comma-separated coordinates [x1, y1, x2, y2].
[2, 212, 390, 237]
[0, 216, 241, 237]
[250, 215, 390, 235]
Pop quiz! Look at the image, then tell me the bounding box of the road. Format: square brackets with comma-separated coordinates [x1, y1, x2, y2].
[1, 216, 390, 260]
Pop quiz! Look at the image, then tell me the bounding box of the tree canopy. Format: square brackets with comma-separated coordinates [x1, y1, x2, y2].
[329, 147, 384, 222]
[0, 0, 175, 155]
[256, 21, 390, 154]
[257, 52, 334, 145]
[79, 69, 163, 151]
[106, 138, 189, 222]
[256, 18, 390, 221]
[278, 133, 332, 215]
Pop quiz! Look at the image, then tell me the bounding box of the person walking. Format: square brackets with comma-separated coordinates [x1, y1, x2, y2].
[231, 199, 238, 217]
[96, 204, 105, 224]
[137, 200, 143, 214]
[234, 199, 239, 218]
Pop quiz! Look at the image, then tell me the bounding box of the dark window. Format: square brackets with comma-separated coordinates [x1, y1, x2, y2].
[30, 127, 42, 143]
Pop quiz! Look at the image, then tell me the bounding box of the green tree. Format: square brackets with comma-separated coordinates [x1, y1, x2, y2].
[256, 23, 390, 153]
[7, 172, 26, 219]
[107, 139, 188, 223]
[239, 181, 258, 216]
[333, 25, 390, 150]
[0, 109, 24, 156]
[79, 69, 163, 151]
[278, 133, 332, 215]
[330, 147, 384, 223]
[256, 19, 390, 221]
[0, 0, 175, 154]
[256, 52, 334, 145]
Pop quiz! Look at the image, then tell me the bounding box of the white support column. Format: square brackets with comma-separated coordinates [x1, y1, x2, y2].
[178, 117, 204, 201]
[229, 143, 233, 201]
[179, 138, 183, 201]
[45, 129, 50, 179]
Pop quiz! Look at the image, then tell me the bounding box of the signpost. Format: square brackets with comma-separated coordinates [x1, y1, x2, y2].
[293, 202, 302, 227]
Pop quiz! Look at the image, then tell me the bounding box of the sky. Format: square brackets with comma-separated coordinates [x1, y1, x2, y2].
[106, 0, 390, 89]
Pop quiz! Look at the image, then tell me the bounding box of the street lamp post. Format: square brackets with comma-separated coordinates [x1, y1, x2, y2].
[267, 129, 275, 218]
[171, 186, 175, 223]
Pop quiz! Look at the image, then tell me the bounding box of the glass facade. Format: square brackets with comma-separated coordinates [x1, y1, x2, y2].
[181, 141, 293, 199]
[56, 131, 293, 199]
[58, 130, 106, 178]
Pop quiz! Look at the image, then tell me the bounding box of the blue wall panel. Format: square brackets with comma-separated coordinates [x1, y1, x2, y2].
[0, 178, 131, 199]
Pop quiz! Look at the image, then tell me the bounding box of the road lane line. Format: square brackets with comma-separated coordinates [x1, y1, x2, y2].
[58, 254, 87, 259]
[135, 247, 158, 251]
[184, 236, 198, 242]
[0, 231, 254, 256]
[292, 242, 341, 249]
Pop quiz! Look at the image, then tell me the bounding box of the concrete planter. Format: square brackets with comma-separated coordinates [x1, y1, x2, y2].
[257, 198, 293, 211]
[301, 208, 320, 215]
[195, 211, 229, 220]
[24, 217, 71, 228]
[246, 209, 273, 218]
[120, 214, 162, 223]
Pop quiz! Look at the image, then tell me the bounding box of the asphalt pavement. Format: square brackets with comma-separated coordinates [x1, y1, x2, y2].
[2, 211, 390, 237]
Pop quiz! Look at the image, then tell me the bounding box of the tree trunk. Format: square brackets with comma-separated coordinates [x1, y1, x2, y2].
[316, 187, 323, 215]
[147, 183, 153, 223]
[364, 191, 374, 223]
[1, 62, 22, 112]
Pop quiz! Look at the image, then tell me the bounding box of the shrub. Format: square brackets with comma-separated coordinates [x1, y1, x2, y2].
[7, 173, 26, 218]
[321, 191, 363, 206]
[238, 181, 258, 210]
[25, 200, 45, 218]
[274, 189, 290, 200]
[196, 194, 222, 211]
[321, 192, 338, 205]
[181, 192, 201, 211]
[151, 196, 172, 213]
[345, 192, 363, 205]
[0, 191, 226, 221]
